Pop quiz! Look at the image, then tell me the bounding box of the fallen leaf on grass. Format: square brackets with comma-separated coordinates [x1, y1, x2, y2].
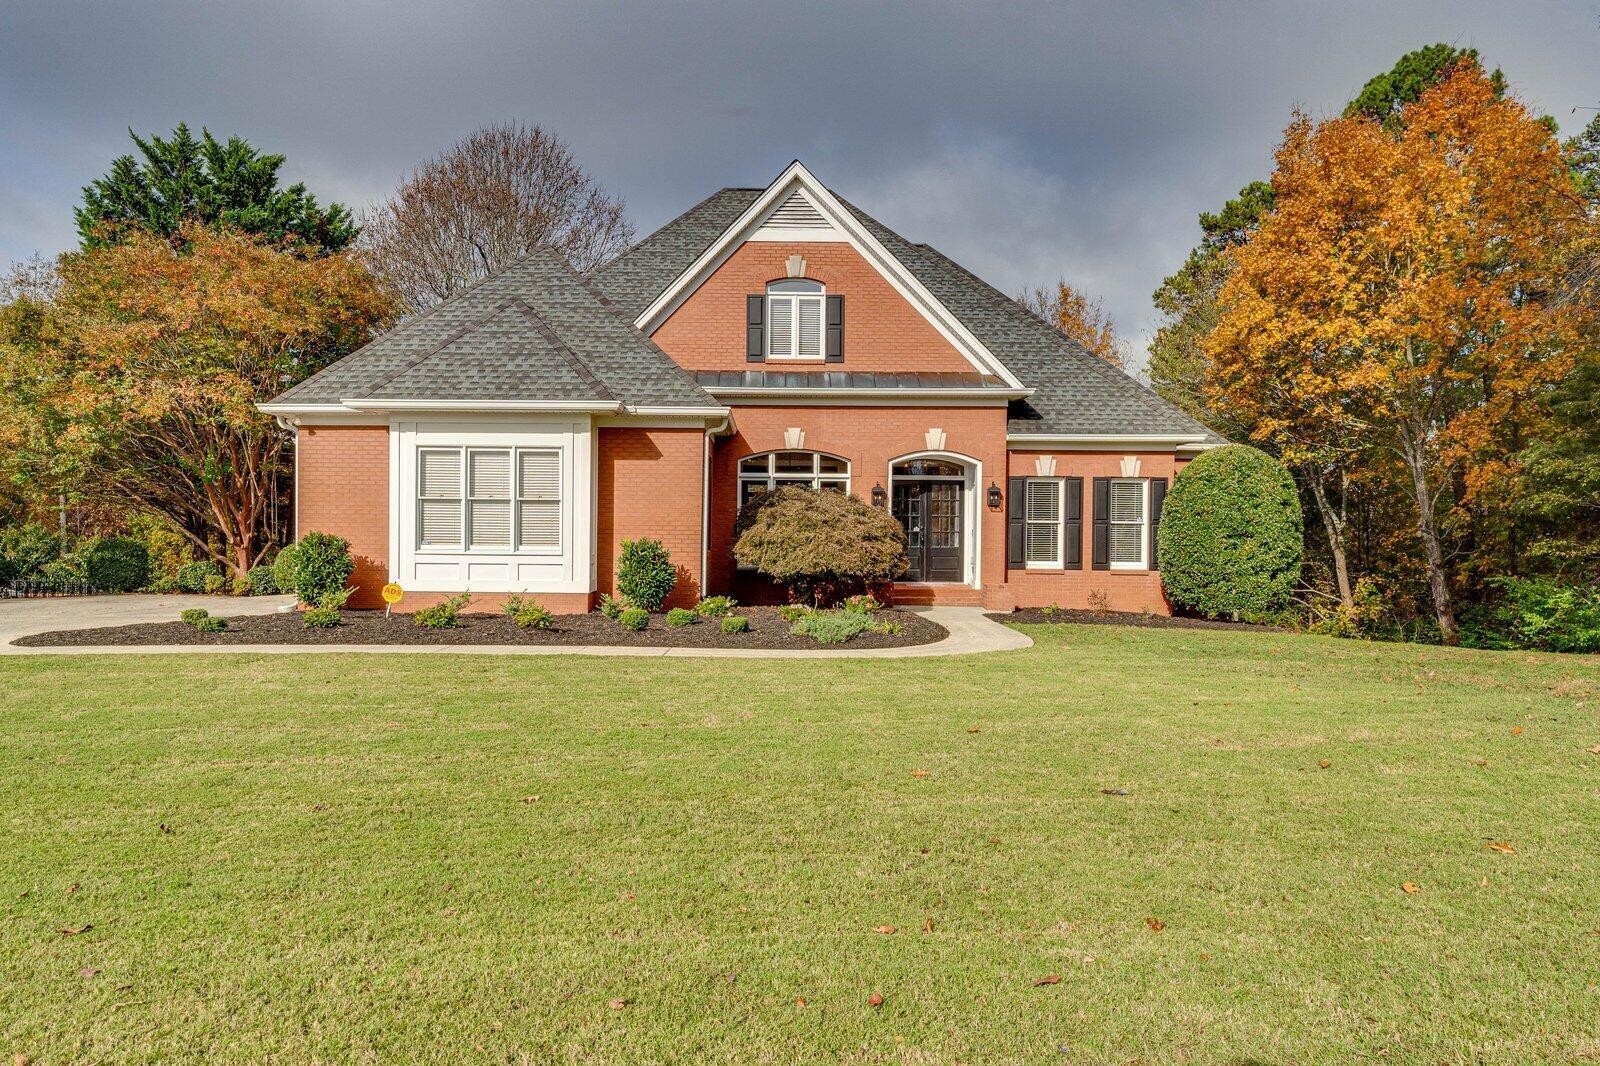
[607, 998, 626, 1010]
[1587, 744, 1600, 755]
[1485, 842, 1516, 854]
[1474, 758, 1488, 767]
[159, 824, 173, 834]
[66, 883, 79, 895]
[795, 997, 807, 1007]
[874, 924, 897, 935]
[1145, 917, 1166, 932]
[868, 992, 884, 1007]
[922, 916, 934, 933]
[1401, 882, 1420, 894]
[521, 795, 541, 804]
[966, 726, 980, 734]
[1100, 788, 1130, 796]
[1511, 726, 1524, 736]
[59, 924, 91, 935]
[1317, 760, 1331, 770]
[1033, 974, 1061, 986]
[16, 1054, 30, 1066]
[910, 769, 930, 779]
[79, 966, 100, 978]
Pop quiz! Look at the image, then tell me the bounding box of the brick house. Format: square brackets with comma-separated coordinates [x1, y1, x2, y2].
[261, 162, 1221, 613]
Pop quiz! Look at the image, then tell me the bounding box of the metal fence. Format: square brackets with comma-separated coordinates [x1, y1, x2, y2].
[2, 579, 98, 598]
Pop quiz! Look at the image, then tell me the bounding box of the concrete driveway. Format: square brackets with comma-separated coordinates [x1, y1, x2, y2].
[0, 593, 295, 648]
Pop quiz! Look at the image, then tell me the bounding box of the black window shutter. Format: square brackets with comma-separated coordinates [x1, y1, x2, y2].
[1064, 476, 1083, 570]
[1091, 477, 1110, 570]
[825, 295, 844, 363]
[1149, 477, 1168, 570]
[746, 295, 765, 362]
[1006, 477, 1027, 569]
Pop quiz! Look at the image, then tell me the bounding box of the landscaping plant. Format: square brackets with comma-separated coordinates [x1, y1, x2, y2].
[81, 537, 150, 593]
[176, 559, 221, 593]
[246, 564, 278, 596]
[303, 587, 353, 629]
[414, 592, 471, 629]
[790, 610, 874, 645]
[285, 532, 355, 606]
[193, 615, 227, 633]
[842, 594, 882, 614]
[665, 607, 697, 628]
[618, 606, 648, 631]
[504, 594, 555, 631]
[1158, 445, 1303, 620]
[271, 543, 301, 597]
[179, 608, 210, 627]
[734, 487, 907, 604]
[720, 615, 749, 634]
[694, 596, 738, 618]
[598, 593, 627, 620]
[616, 538, 676, 612]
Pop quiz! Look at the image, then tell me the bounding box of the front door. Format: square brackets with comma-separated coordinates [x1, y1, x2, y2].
[892, 479, 964, 582]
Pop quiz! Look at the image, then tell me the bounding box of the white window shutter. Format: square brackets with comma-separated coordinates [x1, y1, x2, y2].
[797, 299, 823, 360]
[768, 297, 794, 358]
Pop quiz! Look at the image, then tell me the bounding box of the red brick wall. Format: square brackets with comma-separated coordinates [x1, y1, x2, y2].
[651, 242, 977, 375]
[597, 427, 705, 609]
[296, 425, 389, 608]
[707, 405, 1009, 602]
[1003, 451, 1190, 614]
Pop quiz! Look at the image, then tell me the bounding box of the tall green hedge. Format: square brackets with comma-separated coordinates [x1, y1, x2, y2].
[1157, 445, 1303, 619]
[82, 536, 150, 592]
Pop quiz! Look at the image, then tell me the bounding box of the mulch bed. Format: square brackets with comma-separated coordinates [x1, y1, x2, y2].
[992, 608, 1283, 632]
[15, 606, 946, 651]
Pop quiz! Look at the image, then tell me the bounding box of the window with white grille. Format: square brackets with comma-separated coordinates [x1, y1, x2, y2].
[1024, 479, 1063, 568]
[417, 447, 562, 553]
[767, 279, 824, 361]
[1109, 478, 1147, 568]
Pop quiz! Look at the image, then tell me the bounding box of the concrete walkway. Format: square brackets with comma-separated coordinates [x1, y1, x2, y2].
[0, 598, 1030, 659]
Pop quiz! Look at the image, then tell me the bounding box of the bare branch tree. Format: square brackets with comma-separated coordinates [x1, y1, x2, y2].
[361, 123, 634, 313]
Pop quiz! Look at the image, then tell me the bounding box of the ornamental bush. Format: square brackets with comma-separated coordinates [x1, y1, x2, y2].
[665, 607, 698, 627]
[1156, 445, 1303, 619]
[720, 615, 749, 634]
[180, 607, 210, 626]
[246, 564, 279, 596]
[1486, 577, 1600, 653]
[504, 594, 554, 631]
[285, 532, 354, 606]
[790, 609, 874, 645]
[618, 606, 649, 631]
[82, 537, 150, 593]
[414, 592, 470, 629]
[694, 595, 738, 618]
[616, 538, 676, 612]
[734, 487, 907, 605]
[271, 543, 301, 598]
[176, 559, 221, 593]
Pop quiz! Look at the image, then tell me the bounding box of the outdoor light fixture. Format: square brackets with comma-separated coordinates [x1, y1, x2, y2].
[987, 482, 1003, 509]
[871, 482, 887, 508]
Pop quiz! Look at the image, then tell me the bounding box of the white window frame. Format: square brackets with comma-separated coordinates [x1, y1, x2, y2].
[1023, 477, 1064, 569]
[737, 450, 850, 501]
[416, 445, 564, 556]
[766, 279, 825, 362]
[1108, 477, 1149, 570]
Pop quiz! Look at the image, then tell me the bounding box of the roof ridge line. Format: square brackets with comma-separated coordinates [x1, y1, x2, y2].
[361, 296, 522, 396]
[505, 297, 617, 402]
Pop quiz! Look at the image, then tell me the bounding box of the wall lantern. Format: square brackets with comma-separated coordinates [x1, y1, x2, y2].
[987, 482, 1003, 510]
[871, 483, 887, 508]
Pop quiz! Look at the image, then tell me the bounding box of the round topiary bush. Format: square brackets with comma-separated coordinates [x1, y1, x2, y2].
[734, 486, 908, 604]
[1157, 445, 1303, 619]
[82, 536, 150, 593]
[284, 532, 354, 605]
[616, 538, 676, 612]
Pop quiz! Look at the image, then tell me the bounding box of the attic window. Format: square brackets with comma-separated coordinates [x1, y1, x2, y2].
[766, 279, 824, 361]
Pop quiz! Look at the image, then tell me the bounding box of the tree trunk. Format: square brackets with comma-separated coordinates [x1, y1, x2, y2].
[1306, 471, 1355, 609]
[1398, 428, 1459, 645]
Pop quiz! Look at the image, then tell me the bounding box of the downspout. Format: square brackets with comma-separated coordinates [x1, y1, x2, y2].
[703, 414, 732, 597]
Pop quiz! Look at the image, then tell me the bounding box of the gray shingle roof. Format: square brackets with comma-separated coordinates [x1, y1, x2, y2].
[271, 247, 712, 409]
[592, 187, 1221, 441]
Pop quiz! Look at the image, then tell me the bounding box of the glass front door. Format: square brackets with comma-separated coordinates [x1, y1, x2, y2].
[892, 478, 964, 582]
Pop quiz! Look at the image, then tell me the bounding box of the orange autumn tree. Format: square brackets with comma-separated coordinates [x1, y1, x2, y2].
[1207, 63, 1588, 644]
[1, 224, 394, 577]
[1020, 280, 1124, 367]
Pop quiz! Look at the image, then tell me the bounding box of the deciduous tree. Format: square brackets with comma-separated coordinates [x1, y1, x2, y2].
[1017, 280, 1124, 367]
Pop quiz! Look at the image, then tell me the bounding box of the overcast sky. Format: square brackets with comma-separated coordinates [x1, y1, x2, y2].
[3, 1, 1596, 372]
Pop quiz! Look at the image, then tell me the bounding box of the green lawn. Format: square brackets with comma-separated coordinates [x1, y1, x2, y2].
[3, 625, 1598, 1063]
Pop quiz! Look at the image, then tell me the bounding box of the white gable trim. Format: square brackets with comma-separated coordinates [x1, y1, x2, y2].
[633, 161, 1026, 390]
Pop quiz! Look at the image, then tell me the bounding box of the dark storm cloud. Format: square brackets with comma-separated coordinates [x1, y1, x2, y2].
[3, 1, 1595, 369]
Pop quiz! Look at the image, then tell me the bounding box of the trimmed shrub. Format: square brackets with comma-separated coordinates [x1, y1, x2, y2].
[504, 594, 555, 630]
[1486, 578, 1600, 653]
[0, 556, 16, 585]
[790, 610, 874, 645]
[0, 523, 61, 579]
[272, 543, 301, 599]
[695, 595, 738, 618]
[193, 615, 227, 633]
[286, 532, 354, 606]
[720, 615, 750, 634]
[176, 559, 221, 593]
[617, 538, 676, 612]
[414, 592, 471, 629]
[665, 607, 697, 628]
[842, 594, 882, 615]
[127, 513, 191, 590]
[304, 587, 352, 628]
[81, 537, 150, 593]
[598, 593, 627, 620]
[734, 487, 908, 604]
[232, 577, 252, 597]
[246, 565, 279, 596]
[203, 573, 226, 594]
[180, 607, 210, 627]
[618, 606, 649, 631]
[1157, 445, 1303, 619]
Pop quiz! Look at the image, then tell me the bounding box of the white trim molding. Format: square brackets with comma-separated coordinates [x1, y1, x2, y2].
[703, 386, 1028, 404]
[1007, 433, 1210, 451]
[885, 449, 984, 589]
[633, 161, 1027, 391]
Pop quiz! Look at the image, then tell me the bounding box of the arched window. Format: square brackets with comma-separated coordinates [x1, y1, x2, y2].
[766, 279, 825, 361]
[738, 450, 849, 508]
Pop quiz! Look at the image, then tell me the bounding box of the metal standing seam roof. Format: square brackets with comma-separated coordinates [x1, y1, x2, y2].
[269, 246, 713, 409]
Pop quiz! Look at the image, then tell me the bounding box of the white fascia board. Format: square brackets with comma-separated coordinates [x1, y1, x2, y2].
[257, 402, 358, 416]
[340, 398, 624, 413]
[1007, 433, 1210, 450]
[634, 161, 1027, 391]
[706, 386, 1031, 403]
[622, 405, 731, 418]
